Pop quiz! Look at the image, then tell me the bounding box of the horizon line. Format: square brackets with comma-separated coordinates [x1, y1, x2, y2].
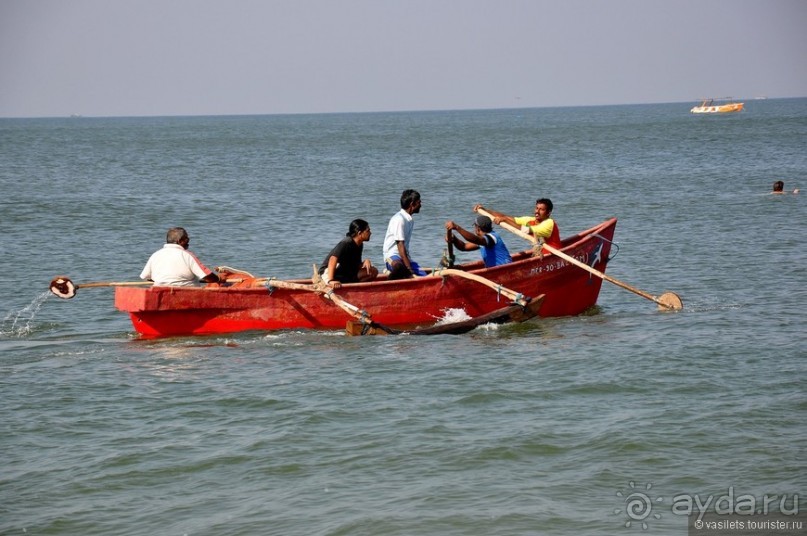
[2, 95, 804, 120]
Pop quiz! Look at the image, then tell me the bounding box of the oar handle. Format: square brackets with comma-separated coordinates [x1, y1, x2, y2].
[475, 208, 537, 244]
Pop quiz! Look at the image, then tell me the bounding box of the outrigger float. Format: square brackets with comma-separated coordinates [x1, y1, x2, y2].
[50, 216, 683, 338]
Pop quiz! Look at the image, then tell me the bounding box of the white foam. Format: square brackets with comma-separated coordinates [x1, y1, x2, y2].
[433, 307, 473, 326]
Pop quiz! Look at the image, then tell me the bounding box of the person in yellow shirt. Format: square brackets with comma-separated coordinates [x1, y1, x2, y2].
[475, 198, 561, 252]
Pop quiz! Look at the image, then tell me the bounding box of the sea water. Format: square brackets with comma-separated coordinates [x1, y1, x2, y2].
[1, 100, 805, 535]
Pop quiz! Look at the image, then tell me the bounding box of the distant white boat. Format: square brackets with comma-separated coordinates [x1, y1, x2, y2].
[690, 98, 744, 114]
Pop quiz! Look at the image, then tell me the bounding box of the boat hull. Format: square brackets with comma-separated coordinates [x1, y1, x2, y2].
[115, 218, 617, 337]
[690, 102, 744, 113]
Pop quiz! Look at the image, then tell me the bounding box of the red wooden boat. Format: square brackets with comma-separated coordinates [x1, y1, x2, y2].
[109, 218, 617, 337]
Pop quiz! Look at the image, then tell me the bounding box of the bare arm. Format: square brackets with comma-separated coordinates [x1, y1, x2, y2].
[396, 241, 412, 270]
[474, 204, 518, 228]
[326, 255, 341, 288]
[446, 220, 486, 247]
[451, 235, 479, 252]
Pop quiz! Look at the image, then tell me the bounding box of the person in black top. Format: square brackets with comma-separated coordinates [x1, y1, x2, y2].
[318, 219, 379, 288]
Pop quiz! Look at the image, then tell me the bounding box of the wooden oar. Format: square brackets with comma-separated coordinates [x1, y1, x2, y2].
[51, 273, 397, 335]
[440, 228, 455, 268]
[50, 274, 247, 299]
[49, 276, 152, 299]
[541, 243, 683, 310]
[51, 273, 362, 318]
[475, 207, 683, 311]
[447, 228, 455, 266]
[429, 267, 530, 307]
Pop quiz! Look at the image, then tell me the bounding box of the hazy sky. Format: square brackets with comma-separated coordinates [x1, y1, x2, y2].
[2, 0, 806, 117]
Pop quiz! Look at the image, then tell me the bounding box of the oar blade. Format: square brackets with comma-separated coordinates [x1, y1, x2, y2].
[50, 276, 76, 299]
[657, 291, 683, 311]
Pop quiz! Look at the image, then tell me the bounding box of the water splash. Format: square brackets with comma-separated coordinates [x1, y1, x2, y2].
[434, 308, 473, 326]
[0, 292, 51, 338]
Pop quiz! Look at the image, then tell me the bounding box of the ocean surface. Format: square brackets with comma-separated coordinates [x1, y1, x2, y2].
[1, 100, 805, 535]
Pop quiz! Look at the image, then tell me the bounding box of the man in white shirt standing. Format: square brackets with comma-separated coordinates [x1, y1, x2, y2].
[140, 227, 222, 286]
[383, 189, 426, 280]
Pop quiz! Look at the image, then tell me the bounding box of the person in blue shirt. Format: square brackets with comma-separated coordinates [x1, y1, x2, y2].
[445, 215, 512, 268]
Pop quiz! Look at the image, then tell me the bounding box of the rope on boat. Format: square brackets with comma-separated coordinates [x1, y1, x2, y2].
[263, 278, 277, 295]
[575, 233, 620, 262]
[591, 233, 620, 261]
[495, 284, 526, 305]
[534, 238, 545, 259]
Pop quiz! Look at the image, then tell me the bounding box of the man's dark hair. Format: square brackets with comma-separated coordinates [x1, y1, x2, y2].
[400, 189, 421, 209]
[536, 198, 553, 213]
[347, 218, 370, 237]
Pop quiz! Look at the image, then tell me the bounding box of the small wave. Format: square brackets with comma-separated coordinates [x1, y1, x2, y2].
[0, 292, 51, 338]
[680, 300, 744, 313]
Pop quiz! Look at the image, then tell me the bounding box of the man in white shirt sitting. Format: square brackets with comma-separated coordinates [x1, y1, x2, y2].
[383, 189, 426, 280]
[140, 227, 222, 286]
